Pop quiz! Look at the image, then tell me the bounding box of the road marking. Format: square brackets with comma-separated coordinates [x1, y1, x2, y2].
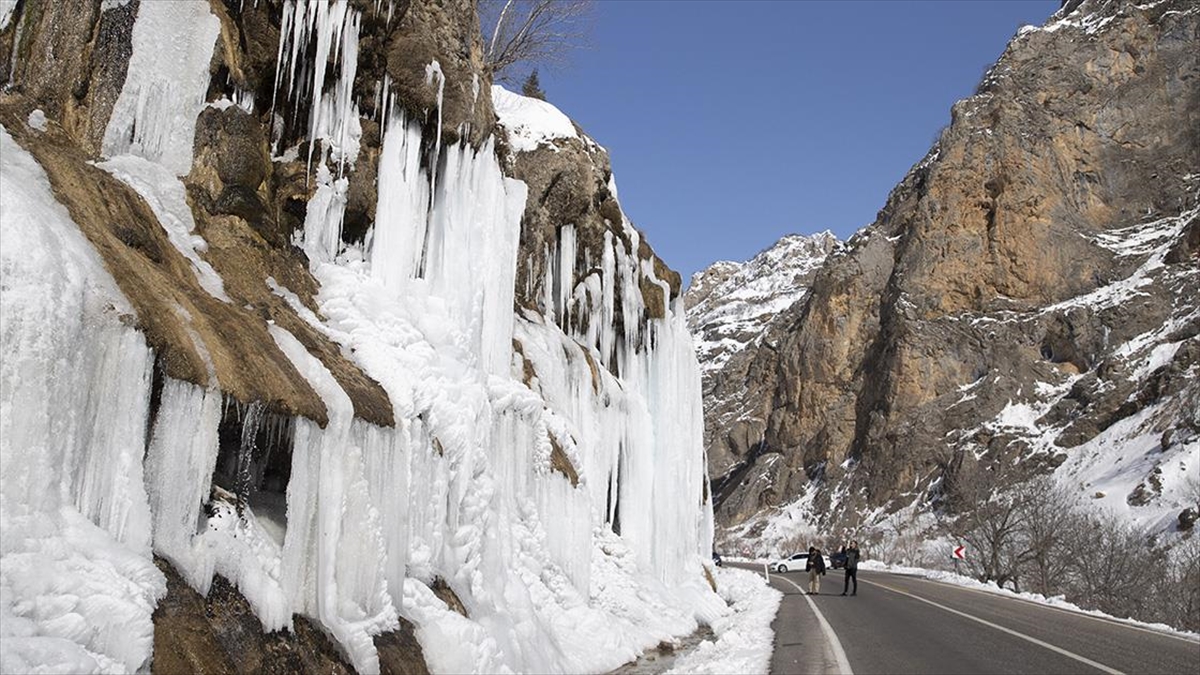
[773, 575, 855, 675]
[865, 578, 1125, 675]
[892, 572, 1200, 646]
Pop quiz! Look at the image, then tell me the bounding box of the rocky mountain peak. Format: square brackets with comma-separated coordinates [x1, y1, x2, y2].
[686, 231, 839, 374]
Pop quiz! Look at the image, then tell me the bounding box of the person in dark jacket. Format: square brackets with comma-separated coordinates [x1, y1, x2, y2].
[842, 540, 861, 596]
[806, 546, 826, 594]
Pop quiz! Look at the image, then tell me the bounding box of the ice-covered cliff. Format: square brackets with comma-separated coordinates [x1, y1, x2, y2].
[0, 1, 719, 673]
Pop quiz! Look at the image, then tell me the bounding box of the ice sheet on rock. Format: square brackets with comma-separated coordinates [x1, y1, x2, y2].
[492, 85, 580, 153]
[0, 127, 155, 553]
[1, 504, 166, 674]
[97, 155, 232, 302]
[273, 54, 720, 670]
[1, 126, 163, 673]
[102, 0, 220, 175]
[304, 199, 719, 673]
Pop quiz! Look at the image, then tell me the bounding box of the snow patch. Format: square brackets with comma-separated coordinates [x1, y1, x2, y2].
[97, 154, 232, 302]
[492, 85, 580, 153]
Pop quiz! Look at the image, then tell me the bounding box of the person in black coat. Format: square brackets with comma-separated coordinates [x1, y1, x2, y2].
[842, 541, 861, 596]
[806, 546, 826, 594]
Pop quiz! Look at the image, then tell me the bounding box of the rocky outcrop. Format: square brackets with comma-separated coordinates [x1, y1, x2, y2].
[708, 0, 1200, 536]
[496, 92, 682, 353]
[684, 233, 839, 480]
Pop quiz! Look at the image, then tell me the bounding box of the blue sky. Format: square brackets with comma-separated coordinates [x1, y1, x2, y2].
[535, 0, 1061, 283]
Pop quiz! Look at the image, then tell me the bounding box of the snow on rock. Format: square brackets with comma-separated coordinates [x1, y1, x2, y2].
[492, 85, 580, 153]
[101, 0, 220, 175]
[1, 126, 164, 672]
[26, 109, 47, 131]
[96, 154, 231, 302]
[0, 1, 16, 31]
[686, 232, 839, 374]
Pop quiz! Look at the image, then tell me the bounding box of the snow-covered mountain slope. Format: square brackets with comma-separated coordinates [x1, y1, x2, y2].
[684, 233, 839, 478]
[687, 232, 839, 375]
[0, 2, 720, 674]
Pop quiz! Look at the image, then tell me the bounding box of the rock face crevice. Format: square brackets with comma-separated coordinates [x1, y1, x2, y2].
[699, 0, 1200, 535]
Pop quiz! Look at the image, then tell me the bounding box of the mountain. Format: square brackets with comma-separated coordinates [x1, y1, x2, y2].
[685, 232, 840, 479]
[700, 0, 1200, 552]
[0, 1, 715, 673]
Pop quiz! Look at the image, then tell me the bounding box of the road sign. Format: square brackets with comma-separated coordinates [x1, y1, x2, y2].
[952, 545, 966, 560]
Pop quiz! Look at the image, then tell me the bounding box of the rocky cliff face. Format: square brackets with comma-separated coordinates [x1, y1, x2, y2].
[0, 1, 713, 673]
[705, 0, 1200, 545]
[684, 233, 839, 480]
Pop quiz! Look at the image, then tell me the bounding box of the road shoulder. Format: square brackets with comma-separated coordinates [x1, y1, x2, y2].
[767, 572, 850, 675]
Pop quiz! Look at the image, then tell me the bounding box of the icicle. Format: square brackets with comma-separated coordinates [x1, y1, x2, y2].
[424, 60, 445, 200]
[236, 400, 266, 512]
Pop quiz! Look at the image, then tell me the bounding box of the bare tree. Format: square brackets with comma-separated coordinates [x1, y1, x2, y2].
[1065, 514, 1149, 619]
[1013, 476, 1081, 596]
[944, 463, 1031, 589]
[480, 0, 593, 84]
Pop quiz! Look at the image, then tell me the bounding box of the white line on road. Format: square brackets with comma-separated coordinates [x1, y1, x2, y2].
[774, 575, 855, 675]
[895, 572, 1200, 646]
[866, 579, 1125, 675]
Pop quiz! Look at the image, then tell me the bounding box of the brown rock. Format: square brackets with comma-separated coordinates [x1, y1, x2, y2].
[705, 0, 1200, 529]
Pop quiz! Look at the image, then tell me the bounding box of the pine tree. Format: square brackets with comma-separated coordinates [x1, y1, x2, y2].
[521, 69, 546, 100]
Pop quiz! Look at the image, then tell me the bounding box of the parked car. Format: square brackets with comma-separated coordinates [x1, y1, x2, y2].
[712, 551, 723, 567]
[772, 552, 826, 574]
[829, 550, 848, 569]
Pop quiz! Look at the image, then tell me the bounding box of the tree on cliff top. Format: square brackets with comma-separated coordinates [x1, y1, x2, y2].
[521, 69, 546, 100]
[480, 0, 593, 84]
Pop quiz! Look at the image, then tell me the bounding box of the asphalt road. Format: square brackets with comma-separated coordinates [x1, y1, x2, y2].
[741, 564, 1200, 675]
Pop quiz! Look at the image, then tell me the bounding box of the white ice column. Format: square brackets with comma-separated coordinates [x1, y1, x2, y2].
[371, 112, 430, 290]
[101, 1, 220, 175]
[142, 379, 223, 589]
[271, 325, 398, 675]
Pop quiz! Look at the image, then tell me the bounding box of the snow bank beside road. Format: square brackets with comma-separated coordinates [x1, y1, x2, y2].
[665, 566, 782, 674]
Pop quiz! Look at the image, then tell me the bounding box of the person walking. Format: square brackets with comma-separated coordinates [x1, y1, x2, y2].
[841, 540, 861, 596]
[806, 546, 826, 594]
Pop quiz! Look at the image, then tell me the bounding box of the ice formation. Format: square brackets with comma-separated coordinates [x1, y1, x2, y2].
[1, 127, 165, 673]
[2, 1, 719, 674]
[101, 0, 221, 176]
